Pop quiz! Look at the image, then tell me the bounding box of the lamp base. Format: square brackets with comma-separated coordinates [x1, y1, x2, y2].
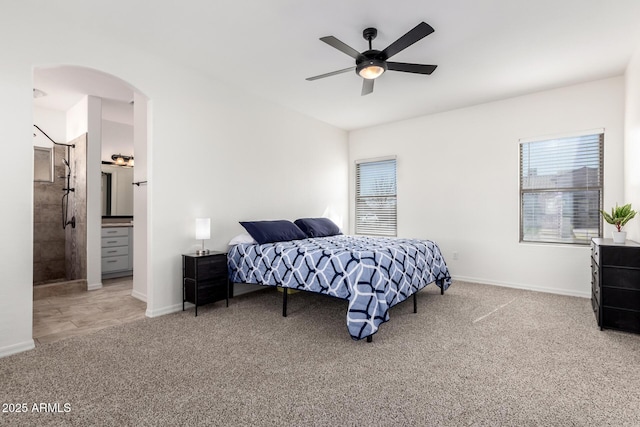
[196, 249, 210, 255]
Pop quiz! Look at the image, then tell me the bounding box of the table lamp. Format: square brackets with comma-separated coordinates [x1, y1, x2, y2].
[195, 218, 210, 255]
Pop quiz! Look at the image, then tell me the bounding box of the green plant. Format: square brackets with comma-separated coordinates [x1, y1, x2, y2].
[601, 203, 637, 232]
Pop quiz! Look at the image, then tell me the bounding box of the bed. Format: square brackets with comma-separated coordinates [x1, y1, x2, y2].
[227, 227, 451, 341]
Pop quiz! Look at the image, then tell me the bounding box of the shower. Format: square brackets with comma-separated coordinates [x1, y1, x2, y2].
[34, 124, 75, 229]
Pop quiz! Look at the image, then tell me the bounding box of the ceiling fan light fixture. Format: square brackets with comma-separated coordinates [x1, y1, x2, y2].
[357, 59, 387, 79]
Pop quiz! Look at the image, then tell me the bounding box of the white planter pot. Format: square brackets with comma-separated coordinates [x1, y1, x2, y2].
[612, 231, 627, 244]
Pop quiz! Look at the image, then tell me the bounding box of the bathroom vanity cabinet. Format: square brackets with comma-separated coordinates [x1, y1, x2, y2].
[102, 225, 133, 279]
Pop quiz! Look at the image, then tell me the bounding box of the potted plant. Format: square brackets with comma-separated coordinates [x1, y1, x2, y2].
[601, 203, 637, 243]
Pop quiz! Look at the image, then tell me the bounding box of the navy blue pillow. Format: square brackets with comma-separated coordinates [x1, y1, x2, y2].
[294, 218, 342, 238]
[239, 220, 308, 244]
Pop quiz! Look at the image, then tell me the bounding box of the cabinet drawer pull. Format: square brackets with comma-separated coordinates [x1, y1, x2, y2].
[107, 241, 118, 244]
[107, 230, 118, 234]
[107, 260, 118, 263]
[107, 250, 118, 254]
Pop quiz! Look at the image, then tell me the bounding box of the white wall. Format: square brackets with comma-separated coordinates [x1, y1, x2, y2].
[33, 107, 66, 147]
[132, 92, 149, 303]
[102, 120, 133, 163]
[624, 44, 640, 241]
[349, 77, 625, 297]
[0, 5, 348, 356]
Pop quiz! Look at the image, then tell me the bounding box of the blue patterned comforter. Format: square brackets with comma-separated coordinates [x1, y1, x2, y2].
[227, 235, 451, 340]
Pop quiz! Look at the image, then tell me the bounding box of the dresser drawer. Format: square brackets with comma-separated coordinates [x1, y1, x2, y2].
[601, 267, 640, 291]
[102, 246, 129, 257]
[602, 287, 640, 311]
[591, 242, 599, 266]
[102, 255, 129, 272]
[102, 236, 129, 248]
[101, 227, 129, 237]
[602, 307, 640, 334]
[601, 246, 640, 268]
[592, 274, 600, 304]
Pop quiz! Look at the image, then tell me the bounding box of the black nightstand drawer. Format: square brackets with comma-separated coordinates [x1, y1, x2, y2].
[184, 255, 227, 281]
[184, 278, 228, 305]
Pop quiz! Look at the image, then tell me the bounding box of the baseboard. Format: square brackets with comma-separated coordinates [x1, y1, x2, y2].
[0, 339, 35, 359]
[87, 282, 103, 291]
[145, 303, 183, 318]
[131, 289, 147, 302]
[451, 275, 590, 299]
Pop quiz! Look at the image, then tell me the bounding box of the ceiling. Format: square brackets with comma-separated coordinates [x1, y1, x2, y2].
[31, 0, 640, 131]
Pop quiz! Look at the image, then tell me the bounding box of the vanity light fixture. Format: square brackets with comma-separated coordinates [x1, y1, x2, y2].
[111, 154, 134, 167]
[195, 218, 211, 255]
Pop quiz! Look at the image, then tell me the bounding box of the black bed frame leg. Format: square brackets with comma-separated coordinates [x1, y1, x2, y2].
[413, 293, 417, 313]
[367, 336, 372, 343]
[282, 287, 288, 317]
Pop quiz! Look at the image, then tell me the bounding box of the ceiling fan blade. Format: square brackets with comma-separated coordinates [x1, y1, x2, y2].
[306, 66, 356, 81]
[320, 36, 361, 59]
[361, 78, 374, 96]
[387, 62, 437, 75]
[380, 22, 434, 60]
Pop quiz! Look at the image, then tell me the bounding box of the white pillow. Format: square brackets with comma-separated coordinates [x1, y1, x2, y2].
[228, 233, 257, 245]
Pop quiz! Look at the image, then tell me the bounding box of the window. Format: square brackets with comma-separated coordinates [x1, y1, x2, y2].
[34, 146, 54, 182]
[355, 157, 397, 236]
[519, 131, 603, 245]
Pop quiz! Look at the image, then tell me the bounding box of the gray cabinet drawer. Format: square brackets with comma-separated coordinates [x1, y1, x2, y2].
[101, 227, 129, 237]
[102, 236, 129, 247]
[102, 255, 129, 272]
[102, 246, 129, 257]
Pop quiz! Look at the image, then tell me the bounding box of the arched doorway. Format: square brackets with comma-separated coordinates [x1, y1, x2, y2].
[32, 65, 150, 342]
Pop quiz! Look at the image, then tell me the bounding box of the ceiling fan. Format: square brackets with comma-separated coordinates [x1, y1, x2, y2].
[306, 22, 438, 96]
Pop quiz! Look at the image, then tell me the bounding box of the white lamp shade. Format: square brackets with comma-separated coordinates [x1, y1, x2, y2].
[195, 218, 211, 240]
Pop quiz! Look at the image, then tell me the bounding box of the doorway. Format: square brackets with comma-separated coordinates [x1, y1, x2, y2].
[32, 65, 150, 342]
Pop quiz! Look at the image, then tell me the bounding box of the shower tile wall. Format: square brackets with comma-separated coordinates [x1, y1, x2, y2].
[33, 145, 66, 285]
[65, 134, 87, 281]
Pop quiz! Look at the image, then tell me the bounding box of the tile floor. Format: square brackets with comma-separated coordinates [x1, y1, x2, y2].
[32, 277, 146, 345]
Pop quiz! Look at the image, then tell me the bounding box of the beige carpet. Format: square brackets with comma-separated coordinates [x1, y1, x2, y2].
[1, 281, 639, 426]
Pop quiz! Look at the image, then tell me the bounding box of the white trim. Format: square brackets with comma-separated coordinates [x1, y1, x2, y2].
[518, 128, 605, 144]
[145, 303, 183, 318]
[451, 275, 590, 299]
[87, 282, 103, 291]
[131, 289, 147, 302]
[0, 340, 35, 359]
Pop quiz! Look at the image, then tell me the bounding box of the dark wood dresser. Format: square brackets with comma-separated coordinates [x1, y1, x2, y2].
[591, 238, 640, 334]
[182, 252, 232, 316]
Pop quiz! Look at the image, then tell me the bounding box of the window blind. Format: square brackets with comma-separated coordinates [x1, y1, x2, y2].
[520, 132, 603, 245]
[355, 157, 397, 236]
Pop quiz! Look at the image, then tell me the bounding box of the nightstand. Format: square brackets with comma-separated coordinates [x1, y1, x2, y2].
[182, 251, 232, 316]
